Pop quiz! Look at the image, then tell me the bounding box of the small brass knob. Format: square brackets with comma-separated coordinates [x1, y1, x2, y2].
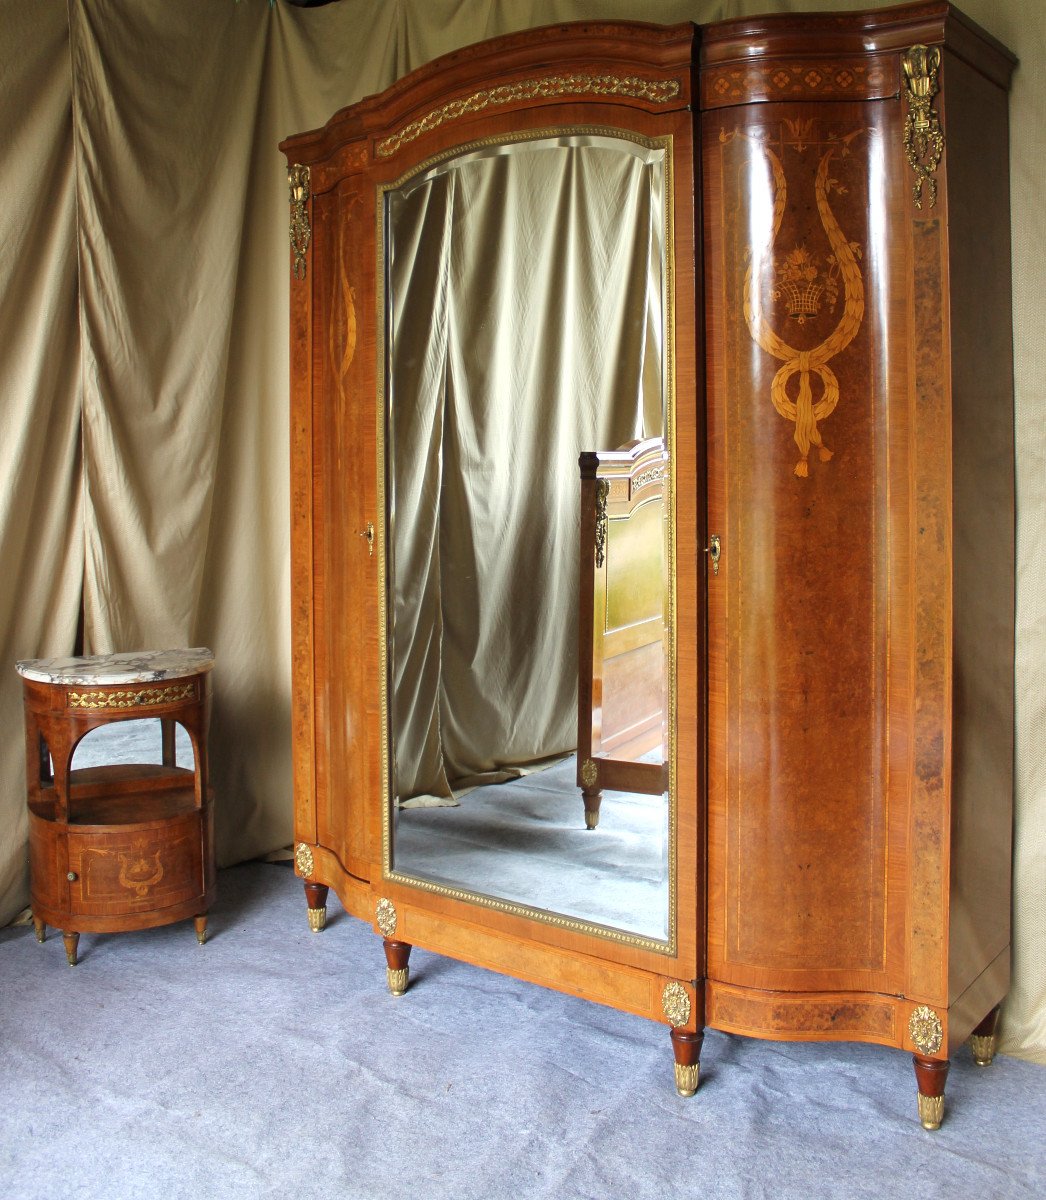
[66, 871, 77, 882]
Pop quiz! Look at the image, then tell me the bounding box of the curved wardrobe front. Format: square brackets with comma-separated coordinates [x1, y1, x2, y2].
[281, 1, 1015, 1128]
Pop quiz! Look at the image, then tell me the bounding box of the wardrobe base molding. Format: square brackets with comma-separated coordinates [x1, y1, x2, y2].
[371, 896, 702, 1033]
[706, 977, 1009, 1059]
[707, 982, 901, 1047]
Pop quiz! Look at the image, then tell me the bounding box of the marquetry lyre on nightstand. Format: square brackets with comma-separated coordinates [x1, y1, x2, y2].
[17, 648, 216, 965]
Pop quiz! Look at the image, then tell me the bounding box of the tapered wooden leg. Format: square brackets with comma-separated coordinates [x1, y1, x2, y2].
[383, 939, 412, 996]
[62, 931, 79, 967]
[970, 1006, 1000, 1066]
[913, 1055, 949, 1130]
[670, 1027, 704, 1097]
[304, 882, 329, 932]
[582, 788, 603, 830]
[193, 914, 208, 945]
[32, 915, 46, 944]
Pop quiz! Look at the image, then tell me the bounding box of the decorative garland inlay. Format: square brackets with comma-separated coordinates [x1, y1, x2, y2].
[68, 682, 194, 711]
[376, 74, 681, 158]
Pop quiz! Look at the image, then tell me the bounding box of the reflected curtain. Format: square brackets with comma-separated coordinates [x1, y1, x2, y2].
[388, 137, 665, 800]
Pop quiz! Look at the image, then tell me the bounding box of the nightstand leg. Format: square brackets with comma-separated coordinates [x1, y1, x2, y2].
[193, 914, 208, 945]
[913, 1055, 949, 1130]
[582, 788, 602, 830]
[383, 938, 411, 996]
[32, 915, 46, 944]
[970, 1006, 1000, 1066]
[670, 1027, 704, 1097]
[304, 882, 328, 932]
[62, 930, 79, 967]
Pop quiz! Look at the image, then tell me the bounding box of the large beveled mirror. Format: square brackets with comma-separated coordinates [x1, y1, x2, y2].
[381, 129, 675, 947]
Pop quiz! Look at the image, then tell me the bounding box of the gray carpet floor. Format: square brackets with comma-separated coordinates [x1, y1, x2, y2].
[1, 861, 1044, 1200]
[396, 754, 669, 939]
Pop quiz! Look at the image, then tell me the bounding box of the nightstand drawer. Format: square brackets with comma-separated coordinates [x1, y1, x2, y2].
[66, 811, 205, 917]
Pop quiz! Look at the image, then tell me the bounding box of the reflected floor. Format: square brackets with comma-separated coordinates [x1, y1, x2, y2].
[394, 754, 669, 941]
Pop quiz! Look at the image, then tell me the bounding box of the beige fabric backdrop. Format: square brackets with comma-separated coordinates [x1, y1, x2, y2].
[0, 0, 1041, 1062]
[0, 3, 84, 927]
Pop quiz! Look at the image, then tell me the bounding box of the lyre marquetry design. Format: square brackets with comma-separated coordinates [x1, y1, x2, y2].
[117, 843, 165, 897]
[737, 126, 866, 477]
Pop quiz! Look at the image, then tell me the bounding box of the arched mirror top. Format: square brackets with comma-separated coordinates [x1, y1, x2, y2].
[280, 21, 695, 187]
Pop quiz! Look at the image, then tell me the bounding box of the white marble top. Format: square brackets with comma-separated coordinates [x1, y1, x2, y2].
[16, 648, 214, 685]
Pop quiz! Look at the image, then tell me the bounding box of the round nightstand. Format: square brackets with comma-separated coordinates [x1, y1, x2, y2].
[17, 648, 216, 965]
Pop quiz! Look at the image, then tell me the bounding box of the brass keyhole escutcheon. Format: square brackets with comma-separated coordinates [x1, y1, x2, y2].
[707, 534, 721, 576]
[359, 523, 375, 556]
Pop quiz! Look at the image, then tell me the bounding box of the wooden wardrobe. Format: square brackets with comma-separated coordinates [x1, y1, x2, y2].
[280, 2, 1015, 1129]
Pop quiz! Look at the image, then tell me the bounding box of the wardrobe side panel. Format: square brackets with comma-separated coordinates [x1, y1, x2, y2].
[942, 52, 1015, 1011]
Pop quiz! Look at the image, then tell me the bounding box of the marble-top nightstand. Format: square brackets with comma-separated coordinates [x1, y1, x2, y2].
[17, 648, 216, 964]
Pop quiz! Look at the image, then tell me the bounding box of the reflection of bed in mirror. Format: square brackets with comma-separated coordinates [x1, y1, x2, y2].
[577, 438, 668, 829]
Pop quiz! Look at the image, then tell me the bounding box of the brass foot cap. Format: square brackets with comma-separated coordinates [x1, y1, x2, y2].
[387, 966, 409, 996]
[196, 929, 208, 946]
[970, 1034, 996, 1067]
[584, 811, 599, 830]
[34, 928, 45, 945]
[674, 1063, 699, 1097]
[307, 905, 327, 933]
[918, 1093, 944, 1131]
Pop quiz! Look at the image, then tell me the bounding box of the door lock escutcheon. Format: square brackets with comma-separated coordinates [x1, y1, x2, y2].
[706, 534, 721, 576]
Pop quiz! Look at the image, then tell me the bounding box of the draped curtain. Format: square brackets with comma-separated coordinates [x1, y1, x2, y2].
[0, 0, 1042, 1063]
